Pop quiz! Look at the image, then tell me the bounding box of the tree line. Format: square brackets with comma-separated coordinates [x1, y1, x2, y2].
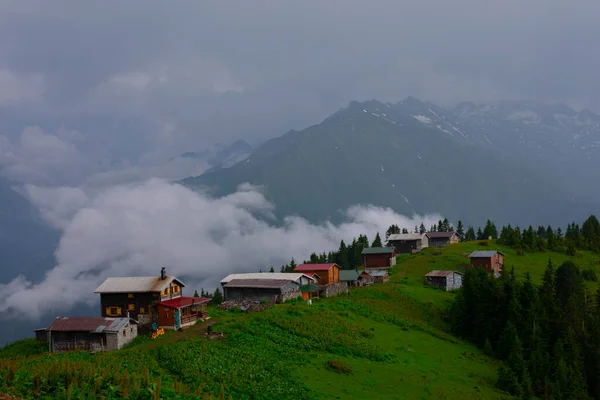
[450, 259, 600, 399]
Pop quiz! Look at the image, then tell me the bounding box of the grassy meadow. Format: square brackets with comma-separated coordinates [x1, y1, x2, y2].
[2, 240, 598, 399]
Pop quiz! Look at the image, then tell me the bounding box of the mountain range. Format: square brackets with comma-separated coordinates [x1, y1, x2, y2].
[182, 97, 600, 226]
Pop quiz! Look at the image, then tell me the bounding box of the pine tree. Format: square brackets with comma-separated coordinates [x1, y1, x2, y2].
[456, 220, 465, 241]
[269, 266, 275, 273]
[465, 226, 476, 241]
[419, 223, 426, 234]
[372, 232, 383, 247]
[212, 288, 224, 305]
[476, 227, 484, 240]
[385, 224, 400, 239]
[289, 258, 297, 272]
[193, 290, 199, 297]
[402, 228, 409, 234]
[483, 219, 498, 239]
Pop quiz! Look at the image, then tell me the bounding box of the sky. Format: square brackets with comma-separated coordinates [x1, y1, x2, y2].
[0, 0, 599, 321]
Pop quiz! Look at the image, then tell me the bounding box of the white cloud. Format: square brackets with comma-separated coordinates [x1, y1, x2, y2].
[0, 126, 94, 186]
[0, 178, 442, 320]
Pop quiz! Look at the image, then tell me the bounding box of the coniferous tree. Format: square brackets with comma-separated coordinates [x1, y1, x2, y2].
[372, 232, 383, 247]
[483, 219, 498, 239]
[289, 258, 297, 272]
[419, 222, 426, 234]
[402, 228, 409, 234]
[212, 288, 224, 305]
[337, 240, 349, 268]
[465, 226, 476, 241]
[385, 224, 400, 239]
[269, 266, 275, 273]
[193, 290, 199, 297]
[456, 220, 465, 241]
[476, 227, 484, 240]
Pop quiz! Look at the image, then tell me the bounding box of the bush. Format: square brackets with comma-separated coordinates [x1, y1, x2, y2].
[582, 269, 598, 282]
[478, 241, 489, 246]
[325, 359, 353, 374]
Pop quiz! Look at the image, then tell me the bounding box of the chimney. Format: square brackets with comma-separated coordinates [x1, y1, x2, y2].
[161, 267, 166, 280]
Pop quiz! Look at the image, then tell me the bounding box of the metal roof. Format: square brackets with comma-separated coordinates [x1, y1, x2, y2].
[426, 232, 458, 238]
[361, 247, 395, 255]
[468, 250, 504, 258]
[339, 270, 361, 281]
[219, 272, 315, 285]
[46, 317, 135, 333]
[94, 276, 185, 293]
[366, 269, 389, 277]
[425, 270, 462, 277]
[295, 263, 340, 271]
[155, 296, 211, 309]
[223, 279, 300, 289]
[387, 233, 425, 241]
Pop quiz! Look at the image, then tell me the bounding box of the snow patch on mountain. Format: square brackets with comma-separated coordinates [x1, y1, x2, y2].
[412, 115, 432, 124]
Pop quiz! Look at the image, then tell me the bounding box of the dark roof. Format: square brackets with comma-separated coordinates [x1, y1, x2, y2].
[295, 263, 340, 272]
[425, 270, 462, 277]
[339, 270, 361, 281]
[468, 250, 505, 258]
[361, 247, 395, 255]
[426, 232, 458, 239]
[300, 283, 321, 292]
[155, 296, 211, 309]
[223, 279, 299, 289]
[46, 317, 135, 333]
[387, 233, 424, 241]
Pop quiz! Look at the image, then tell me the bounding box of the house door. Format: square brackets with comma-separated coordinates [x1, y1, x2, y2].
[174, 310, 181, 329]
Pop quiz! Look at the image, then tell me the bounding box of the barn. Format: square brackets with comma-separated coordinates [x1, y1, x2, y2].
[424, 270, 463, 291]
[361, 247, 396, 269]
[36, 316, 138, 353]
[222, 279, 302, 303]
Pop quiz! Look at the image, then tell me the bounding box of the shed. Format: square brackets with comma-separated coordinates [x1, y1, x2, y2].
[367, 269, 390, 284]
[426, 232, 460, 247]
[38, 316, 137, 353]
[468, 250, 505, 274]
[339, 270, 373, 287]
[155, 296, 211, 330]
[387, 233, 429, 254]
[219, 272, 316, 288]
[294, 264, 341, 285]
[424, 270, 463, 291]
[223, 279, 301, 303]
[361, 247, 396, 269]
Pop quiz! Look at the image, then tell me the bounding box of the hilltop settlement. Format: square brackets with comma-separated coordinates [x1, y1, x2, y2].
[32, 229, 503, 354]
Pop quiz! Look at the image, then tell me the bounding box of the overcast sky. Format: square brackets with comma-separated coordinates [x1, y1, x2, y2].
[2, 1, 600, 321]
[1, 0, 599, 163]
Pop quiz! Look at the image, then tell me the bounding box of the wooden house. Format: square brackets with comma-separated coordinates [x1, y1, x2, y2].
[426, 232, 460, 247]
[339, 270, 373, 287]
[468, 250, 505, 274]
[367, 269, 390, 284]
[294, 264, 340, 285]
[36, 316, 137, 353]
[222, 279, 302, 303]
[219, 272, 316, 290]
[94, 267, 185, 326]
[424, 270, 463, 291]
[362, 247, 396, 269]
[155, 296, 211, 330]
[387, 233, 428, 254]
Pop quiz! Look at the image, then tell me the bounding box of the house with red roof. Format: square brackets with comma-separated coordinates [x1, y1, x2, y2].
[294, 263, 340, 285]
[155, 296, 211, 330]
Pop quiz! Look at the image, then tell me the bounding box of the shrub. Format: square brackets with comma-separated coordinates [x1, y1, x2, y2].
[478, 241, 489, 246]
[325, 359, 353, 374]
[582, 268, 598, 282]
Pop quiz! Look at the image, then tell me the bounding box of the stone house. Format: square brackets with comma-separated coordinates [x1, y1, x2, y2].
[36, 316, 137, 353]
[387, 233, 429, 254]
[426, 232, 460, 247]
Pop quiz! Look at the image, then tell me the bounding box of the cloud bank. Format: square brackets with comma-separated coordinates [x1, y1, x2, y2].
[0, 179, 441, 320]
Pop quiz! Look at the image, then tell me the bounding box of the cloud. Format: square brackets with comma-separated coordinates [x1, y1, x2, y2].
[0, 69, 44, 105]
[0, 178, 442, 320]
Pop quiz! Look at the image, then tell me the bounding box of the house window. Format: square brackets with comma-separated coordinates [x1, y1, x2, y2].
[128, 293, 134, 298]
[163, 287, 170, 296]
[106, 307, 121, 317]
[173, 285, 179, 294]
[139, 307, 146, 314]
[123, 328, 127, 337]
[128, 304, 135, 311]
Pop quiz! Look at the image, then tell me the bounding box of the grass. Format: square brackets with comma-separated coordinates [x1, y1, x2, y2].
[6, 240, 596, 399]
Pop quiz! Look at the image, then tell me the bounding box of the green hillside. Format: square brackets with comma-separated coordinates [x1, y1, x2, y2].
[2, 242, 599, 399]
